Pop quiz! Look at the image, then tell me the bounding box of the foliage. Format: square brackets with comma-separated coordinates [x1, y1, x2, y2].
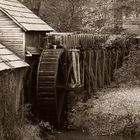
[114, 47, 140, 87]
[22, 124, 42, 140]
[82, 0, 113, 32]
[82, 0, 140, 33]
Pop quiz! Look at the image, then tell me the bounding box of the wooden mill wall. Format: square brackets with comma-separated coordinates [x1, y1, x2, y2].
[25, 32, 45, 49]
[0, 69, 25, 135]
[0, 69, 25, 112]
[25, 32, 46, 114]
[0, 10, 25, 58]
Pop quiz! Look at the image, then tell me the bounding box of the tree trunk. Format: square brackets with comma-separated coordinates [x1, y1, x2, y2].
[114, 7, 123, 31]
[32, 0, 41, 16]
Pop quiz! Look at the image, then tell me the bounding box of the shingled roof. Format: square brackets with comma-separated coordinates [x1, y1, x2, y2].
[0, 0, 54, 31]
[0, 43, 29, 71]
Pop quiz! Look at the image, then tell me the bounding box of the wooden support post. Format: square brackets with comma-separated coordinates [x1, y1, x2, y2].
[108, 49, 111, 83]
[102, 49, 106, 86]
[105, 58, 108, 84]
[90, 66, 96, 91]
[95, 50, 98, 91]
[82, 51, 85, 87]
[97, 50, 103, 88]
[105, 49, 110, 84]
[88, 49, 91, 94]
[115, 49, 119, 69]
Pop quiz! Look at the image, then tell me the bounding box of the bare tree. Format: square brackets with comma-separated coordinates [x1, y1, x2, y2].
[19, 0, 88, 32]
[19, 0, 42, 15]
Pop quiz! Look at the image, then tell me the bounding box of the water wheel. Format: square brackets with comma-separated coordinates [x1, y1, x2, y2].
[37, 49, 66, 128]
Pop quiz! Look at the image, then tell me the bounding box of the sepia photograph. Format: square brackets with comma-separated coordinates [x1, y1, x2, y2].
[0, 0, 140, 139]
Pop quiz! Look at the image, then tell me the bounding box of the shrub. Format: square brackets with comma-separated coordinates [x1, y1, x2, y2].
[114, 47, 140, 87]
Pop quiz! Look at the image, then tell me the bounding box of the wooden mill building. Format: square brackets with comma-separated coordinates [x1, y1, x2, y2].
[0, 0, 54, 59]
[0, 43, 28, 133]
[0, 43, 29, 109]
[0, 0, 54, 113]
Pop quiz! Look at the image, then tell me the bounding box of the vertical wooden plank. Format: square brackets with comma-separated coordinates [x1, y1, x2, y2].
[66, 35, 69, 49]
[82, 50, 85, 87]
[108, 48, 111, 83]
[91, 49, 96, 91]
[98, 49, 103, 88]
[67, 35, 70, 49]
[64, 35, 67, 48]
[104, 49, 109, 84]
[95, 49, 98, 91]
[88, 49, 91, 94]
[115, 48, 119, 69]
[71, 35, 73, 48]
[102, 49, 106, 86]
[77, 35, 79, 47]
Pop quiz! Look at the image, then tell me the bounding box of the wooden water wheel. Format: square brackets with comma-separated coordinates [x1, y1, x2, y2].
[37, 49, 66, 128]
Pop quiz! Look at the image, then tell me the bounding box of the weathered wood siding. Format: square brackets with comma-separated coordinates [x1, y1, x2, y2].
[0, 10, 25, 58]
[25, 32, 45, 49]
[0, 69, 25, 112]
[0, 69, 25, 138]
